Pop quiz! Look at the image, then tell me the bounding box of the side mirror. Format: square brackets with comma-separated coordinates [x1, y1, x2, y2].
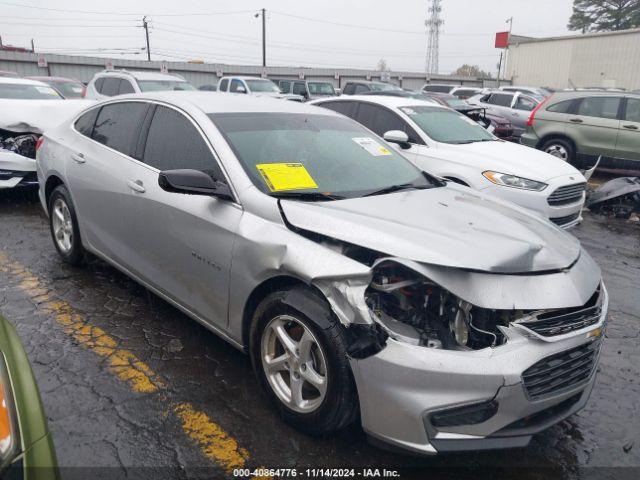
[334, 89, 342, 96]
[158, 169, 233, 200]
[383, 130, 411, 149]
[236, 85, 247, 94]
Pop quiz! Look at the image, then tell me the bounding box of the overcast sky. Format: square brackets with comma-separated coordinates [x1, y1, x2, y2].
[0, 0, 574, 74]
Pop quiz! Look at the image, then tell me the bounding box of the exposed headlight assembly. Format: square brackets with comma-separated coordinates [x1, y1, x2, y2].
[483, 171, 548, 191]
[0, 355, 18, 471]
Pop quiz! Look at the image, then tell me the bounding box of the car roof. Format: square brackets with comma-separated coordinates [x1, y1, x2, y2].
[96, 70, 186, 81]
[222, 76, 273, 80]
[27, 76, 80, 83]
[549, 90, 640, 100]
[109, 91, 344, 115]
[344, 80, 389, 85]
[0, 76, 51, 86]
[318, 94, 448, 110]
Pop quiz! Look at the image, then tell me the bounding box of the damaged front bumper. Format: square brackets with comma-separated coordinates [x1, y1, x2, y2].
[348, 285, 608, 455]
[0, 151, 37, 189]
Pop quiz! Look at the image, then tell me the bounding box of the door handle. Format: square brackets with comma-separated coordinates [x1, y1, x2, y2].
[71, 153, 85, 164]
[623, 124, 638, 130]
[569, 118, 583, 123]
[127, 179, 146, 193]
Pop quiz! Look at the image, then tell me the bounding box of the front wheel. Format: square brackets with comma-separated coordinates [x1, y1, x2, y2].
[48, 185, 85, 265]
[249, 287, 358, 436]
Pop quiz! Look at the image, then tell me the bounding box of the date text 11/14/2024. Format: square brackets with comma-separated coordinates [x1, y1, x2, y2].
[233, 468, 401, 478]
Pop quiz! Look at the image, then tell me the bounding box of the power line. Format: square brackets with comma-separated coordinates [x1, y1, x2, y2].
[0, 1, 253, 17]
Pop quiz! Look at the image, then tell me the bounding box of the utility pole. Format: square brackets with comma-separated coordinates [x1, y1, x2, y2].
[502, 16, 513, 81]
[425, 0, 444, 75]
[255, 8, 266, 67]
[31, 38, 35, 52]
[143, 16, 151, 61]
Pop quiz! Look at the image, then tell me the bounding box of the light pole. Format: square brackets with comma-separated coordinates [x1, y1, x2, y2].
[254, 9, 266, 67]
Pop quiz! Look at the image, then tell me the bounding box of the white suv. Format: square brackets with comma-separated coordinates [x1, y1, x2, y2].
[217, 76, 303, 101]
[85, 70, 195, 99]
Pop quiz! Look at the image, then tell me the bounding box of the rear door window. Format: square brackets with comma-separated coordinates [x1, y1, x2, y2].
[487, 93, 514, 107]
[74, 107, 100, 138]
[624, 98, 640, 123]
[355, 102, 423, 144]
[230, 79, 244, 93]
[219, 79, 229, 92]
[142, 105, 225, 180]
[354, 84, 370, 94]
[576, 96, 621, 119]
[343, 84, 355, 95]
[316, 101, 357, 119]
[94, 77, 105, 93]
[118, 80, 135, 95]
[515, 96, 537, 111]
[91, 102, 149, 156]
[101, 78, 122, 97]
[279, 80, 291, 93]
[293, 82, 307, 96]
[547, 99, 574, 113]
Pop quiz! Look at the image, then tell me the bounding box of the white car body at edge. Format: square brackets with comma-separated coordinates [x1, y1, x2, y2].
[311, 95, 587, 228]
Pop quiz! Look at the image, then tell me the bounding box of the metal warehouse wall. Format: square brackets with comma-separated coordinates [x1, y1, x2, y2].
[0, 50, 500, 90]
[506, 28, 640, 90]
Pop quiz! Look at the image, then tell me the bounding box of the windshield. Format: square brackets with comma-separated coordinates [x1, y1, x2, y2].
[401, 106, 495, 144]
[0, 83, 63, 99]
[308, 82, 335, 95]
[137, 80, 196, 92]
[50, 81, 84, 98]
[209, 112, 434, 198]
[245, 79, 280, 92]
[370, 83, 399, 91]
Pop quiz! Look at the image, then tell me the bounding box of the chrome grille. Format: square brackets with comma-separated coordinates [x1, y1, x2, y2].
[519, 286, 603, 337]
[547, 183, 586, 206]
[522, 339, 601, 400]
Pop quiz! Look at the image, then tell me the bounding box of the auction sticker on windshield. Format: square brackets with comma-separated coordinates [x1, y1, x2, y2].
[256, 163, 319, 192]
[352, 137, 392, 156]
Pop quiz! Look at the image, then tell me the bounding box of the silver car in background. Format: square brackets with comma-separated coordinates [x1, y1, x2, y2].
[37, 92, 607, 455]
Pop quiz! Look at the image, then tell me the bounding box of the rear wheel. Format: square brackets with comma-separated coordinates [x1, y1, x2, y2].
[541, 138, 575, 163]
[250, 287, 358, 436]
[48, 185, 85, 265]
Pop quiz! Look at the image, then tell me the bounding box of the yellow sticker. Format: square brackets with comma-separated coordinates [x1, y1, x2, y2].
[256, 163, 318, 192]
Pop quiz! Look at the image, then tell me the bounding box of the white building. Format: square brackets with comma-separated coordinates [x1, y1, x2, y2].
[506, 28, 640, 91]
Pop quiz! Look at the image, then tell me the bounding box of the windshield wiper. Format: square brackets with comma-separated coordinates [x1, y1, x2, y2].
[364, 183, 431, 197]
[269, 191, 345, 201]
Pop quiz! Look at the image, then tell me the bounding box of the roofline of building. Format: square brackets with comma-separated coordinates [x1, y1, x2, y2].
[510, 27, 640, 45]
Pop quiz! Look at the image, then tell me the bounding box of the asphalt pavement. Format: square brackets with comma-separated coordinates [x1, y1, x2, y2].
[0, 189, 638, 480]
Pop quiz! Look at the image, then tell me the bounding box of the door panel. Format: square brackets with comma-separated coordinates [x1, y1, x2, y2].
[566, 96, 621, 157]
[125, 162, 241, 329]
[615, 97, 640, 161]
[66, 102, 147, 263]
[125, 105, 241, 330]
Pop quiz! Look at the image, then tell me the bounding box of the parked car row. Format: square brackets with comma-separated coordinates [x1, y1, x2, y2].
[35, 91, 607, 457]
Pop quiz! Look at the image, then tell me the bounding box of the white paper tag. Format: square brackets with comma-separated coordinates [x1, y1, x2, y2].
[352, 137, 392, 156]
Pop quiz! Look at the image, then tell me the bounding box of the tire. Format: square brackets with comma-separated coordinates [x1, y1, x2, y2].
[48, 185, 85, 265]
[541, 137, 575, 164]
[249, 286, 358, 436]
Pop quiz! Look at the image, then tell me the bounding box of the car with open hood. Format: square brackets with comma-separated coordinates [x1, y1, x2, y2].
[37, 92, 607, 455]
[311, 95, 587, 228]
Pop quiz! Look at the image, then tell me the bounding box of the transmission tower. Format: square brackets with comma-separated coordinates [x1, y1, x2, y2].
[425, 0, 444, 74]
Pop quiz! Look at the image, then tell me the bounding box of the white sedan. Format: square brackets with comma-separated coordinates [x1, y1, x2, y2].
[311, 95, 587, 228]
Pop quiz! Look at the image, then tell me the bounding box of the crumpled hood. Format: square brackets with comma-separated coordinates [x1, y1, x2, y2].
[281, 185, 580, 274]
[435, 140, 583, 182]
[0, 99, 94, 134]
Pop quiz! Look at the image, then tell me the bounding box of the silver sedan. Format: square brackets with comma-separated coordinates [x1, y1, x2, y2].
[37, 92, 607, 455]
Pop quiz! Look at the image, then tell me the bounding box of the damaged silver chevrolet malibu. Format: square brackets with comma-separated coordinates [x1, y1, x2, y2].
[37, 92, 608, 454]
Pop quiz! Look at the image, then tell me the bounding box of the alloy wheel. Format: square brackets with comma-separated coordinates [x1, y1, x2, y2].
[52, 198, 74, 254]
[545, 144, 569, 161]
[261, 315, 328, 413]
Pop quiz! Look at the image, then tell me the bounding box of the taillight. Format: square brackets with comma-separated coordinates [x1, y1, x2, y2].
[36, 137, 45, 151]
[527, 97, 549, 127]
[81, 85, 87, 98]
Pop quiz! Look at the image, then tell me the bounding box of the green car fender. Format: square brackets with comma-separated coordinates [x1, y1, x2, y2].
[0, 315, 58, 479]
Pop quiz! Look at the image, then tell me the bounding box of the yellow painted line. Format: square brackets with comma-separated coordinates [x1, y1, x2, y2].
[0, 251, 251, 473]
[174, 403, 249, 472]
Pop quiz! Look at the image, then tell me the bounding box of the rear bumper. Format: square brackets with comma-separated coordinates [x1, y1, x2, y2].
[349, 286, 608, 455]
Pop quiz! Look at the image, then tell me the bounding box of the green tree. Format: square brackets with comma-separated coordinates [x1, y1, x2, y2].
[568, 0, 640, 32]
[453, 64, 491, 78]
